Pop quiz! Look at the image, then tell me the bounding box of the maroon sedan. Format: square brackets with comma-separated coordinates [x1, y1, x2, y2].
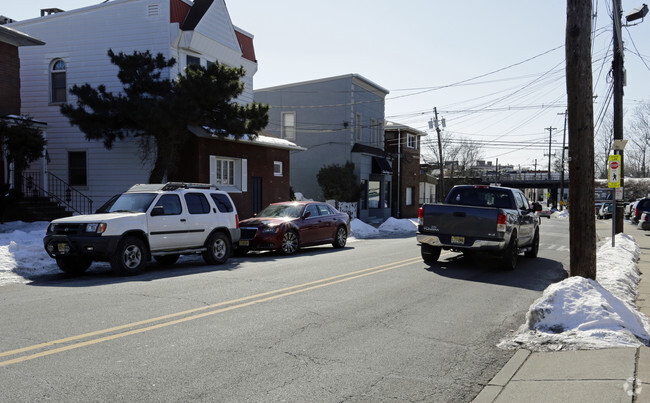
[237, 201, 351, 255]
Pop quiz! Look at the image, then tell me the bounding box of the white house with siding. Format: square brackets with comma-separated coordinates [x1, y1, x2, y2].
[8, 0, 259, 212]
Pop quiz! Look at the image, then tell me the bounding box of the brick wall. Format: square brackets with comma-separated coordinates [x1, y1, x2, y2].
[0, 41, 21, 116]
[183, 137, 293, 219]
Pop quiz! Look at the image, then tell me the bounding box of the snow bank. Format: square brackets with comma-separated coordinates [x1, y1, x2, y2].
[499, 232, 650, 351]
[377, 217, 417, 234]
[350, 219, 380, 238]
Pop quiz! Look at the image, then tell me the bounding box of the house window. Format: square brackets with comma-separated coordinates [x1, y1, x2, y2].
[281, 112, 296, 140]
[407, 133, 417, 149]
[370, 118, 377, 145]
[274, 161, 283, 176]
[209, 156, 247, 191]
[355, 113, 362, 141]
[214, 158, 235, 185]
[368, 180, 380, 208]
[360, 179, 367, 210]
[377, 122, 384, 145]
[406, 187, 414, 206]
[50, 59, 67, 103]
[68, 151, 87, 187]
[384, 181, 391, 208]
[186, 55, 200, 68]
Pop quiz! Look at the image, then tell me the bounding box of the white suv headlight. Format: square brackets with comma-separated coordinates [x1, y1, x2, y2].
[86, 223, 107, 233]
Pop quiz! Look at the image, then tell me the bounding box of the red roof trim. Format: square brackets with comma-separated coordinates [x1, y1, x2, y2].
[170, 0, 191, 25]
[235, 30, 256, 63]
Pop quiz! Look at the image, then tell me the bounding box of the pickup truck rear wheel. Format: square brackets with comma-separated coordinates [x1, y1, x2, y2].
[421, 244, 442, 263]
[203, 232, 230, 265]
[502, 235, 518, 270]
[111, 236, 147, 276]
[524, 230, 539, 258]
[56, 257, 92, 275]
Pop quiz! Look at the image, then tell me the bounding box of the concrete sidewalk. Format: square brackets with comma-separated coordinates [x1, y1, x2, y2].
[474, 220, 650, 403]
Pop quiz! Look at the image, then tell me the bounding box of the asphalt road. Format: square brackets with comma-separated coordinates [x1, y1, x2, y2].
[0, 220, 570, 402]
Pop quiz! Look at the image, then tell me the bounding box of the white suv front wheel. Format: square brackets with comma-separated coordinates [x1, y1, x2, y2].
[111, 236, 147, 276]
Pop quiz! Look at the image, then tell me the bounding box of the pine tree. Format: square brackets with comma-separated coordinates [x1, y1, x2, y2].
[61, 49, 269, 183]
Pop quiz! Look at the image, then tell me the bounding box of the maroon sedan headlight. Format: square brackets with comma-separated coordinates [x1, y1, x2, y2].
[261, 226, 280, 234]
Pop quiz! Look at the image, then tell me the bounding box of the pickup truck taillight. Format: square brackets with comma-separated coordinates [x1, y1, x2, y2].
[418, 207, 424, 226]
[236, 214, 240, 228]
[497, 213, 507, 232]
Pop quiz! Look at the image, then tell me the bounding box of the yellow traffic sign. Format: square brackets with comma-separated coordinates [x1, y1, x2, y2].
[608, 155, 621, 188]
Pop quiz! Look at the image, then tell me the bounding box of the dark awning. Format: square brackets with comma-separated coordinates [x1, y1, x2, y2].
[372, 156, 392, 174]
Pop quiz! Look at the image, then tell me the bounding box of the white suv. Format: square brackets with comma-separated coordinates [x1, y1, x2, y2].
[44, 183, 240, 276]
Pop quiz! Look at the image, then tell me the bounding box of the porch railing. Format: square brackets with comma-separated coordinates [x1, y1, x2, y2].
[21, 171, 93, 215]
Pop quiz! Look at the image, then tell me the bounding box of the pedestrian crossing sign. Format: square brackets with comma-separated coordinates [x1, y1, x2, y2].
[608, 155, 621, 188]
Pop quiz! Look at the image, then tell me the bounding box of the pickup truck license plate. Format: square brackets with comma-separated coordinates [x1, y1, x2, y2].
[57, 243, 68, 253]
[451, 236, 464, 244]
[239, 240, 249, 246]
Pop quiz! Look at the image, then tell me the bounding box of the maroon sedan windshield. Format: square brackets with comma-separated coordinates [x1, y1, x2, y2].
[257, 204, 303, 218]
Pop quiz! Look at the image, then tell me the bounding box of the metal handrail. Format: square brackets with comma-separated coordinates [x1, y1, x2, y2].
[21, 171, 93, 215]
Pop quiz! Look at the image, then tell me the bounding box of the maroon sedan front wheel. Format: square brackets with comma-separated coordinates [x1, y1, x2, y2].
[281, 230, 299, 255]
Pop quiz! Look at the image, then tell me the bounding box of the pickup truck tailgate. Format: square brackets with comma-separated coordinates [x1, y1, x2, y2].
[420, 204, 501, 239]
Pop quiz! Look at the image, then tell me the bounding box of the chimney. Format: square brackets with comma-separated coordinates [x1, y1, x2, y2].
[41, 8, 65, 16]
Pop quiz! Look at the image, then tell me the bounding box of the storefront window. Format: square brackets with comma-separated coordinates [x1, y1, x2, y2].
[368, 180, 380, 209]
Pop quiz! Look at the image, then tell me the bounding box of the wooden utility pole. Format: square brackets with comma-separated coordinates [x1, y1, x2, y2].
[434, 107, 445, 202]
[612, 0, 625, 234]
[566, 0, 596, 279]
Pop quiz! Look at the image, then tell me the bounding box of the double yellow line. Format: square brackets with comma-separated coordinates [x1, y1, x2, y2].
[0, 257, 422, 368]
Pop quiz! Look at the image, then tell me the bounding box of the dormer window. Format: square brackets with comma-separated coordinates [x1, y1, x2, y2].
[50, 59, 67, 103]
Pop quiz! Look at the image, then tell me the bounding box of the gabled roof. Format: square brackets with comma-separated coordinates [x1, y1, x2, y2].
[0, 24, 44, 47]
[180, 0, 213, 30]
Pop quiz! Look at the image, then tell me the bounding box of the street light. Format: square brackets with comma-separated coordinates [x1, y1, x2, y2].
[626, 4, 648, 22]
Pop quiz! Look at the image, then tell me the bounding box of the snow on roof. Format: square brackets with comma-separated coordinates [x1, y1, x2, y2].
[190, 125, 306, 151]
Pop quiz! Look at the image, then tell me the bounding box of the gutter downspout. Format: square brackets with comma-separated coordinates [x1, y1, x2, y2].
[397, 129, 401, 218]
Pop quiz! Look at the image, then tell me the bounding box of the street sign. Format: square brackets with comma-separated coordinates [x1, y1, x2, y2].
[608, 155, 621, 188]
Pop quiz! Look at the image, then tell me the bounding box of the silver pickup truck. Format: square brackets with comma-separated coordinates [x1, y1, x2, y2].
[416, 185, 541, 270]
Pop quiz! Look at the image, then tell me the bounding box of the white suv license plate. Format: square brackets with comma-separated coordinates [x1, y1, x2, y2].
[451, 236, 464, 244]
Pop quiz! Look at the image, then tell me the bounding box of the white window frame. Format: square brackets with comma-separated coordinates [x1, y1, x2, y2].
[407, 133, 417, 149]
[274, 161, 283, 177]
[281, 112, 296, 140]
[50, 58, 67, 103]
[406, 187, 414, 206]
[210, 156, 247, 192]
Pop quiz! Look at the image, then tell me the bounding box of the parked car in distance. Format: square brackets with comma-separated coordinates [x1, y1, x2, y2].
[237, 201, 351, 255]
[538, 207, 554, 218]
[625, 202, 635, 219]
[597, 202, 613, 219]
[639, 212, 650, 230]
[632, 198, 650, 224]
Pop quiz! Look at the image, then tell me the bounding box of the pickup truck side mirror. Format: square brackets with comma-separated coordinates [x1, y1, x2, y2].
[303, 211, 311, 219]
[532, 202, 542, 212]
[151, 206, 164, 216]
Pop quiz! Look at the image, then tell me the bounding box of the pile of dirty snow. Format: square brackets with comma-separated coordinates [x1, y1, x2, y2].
[499, 233, 650, 351]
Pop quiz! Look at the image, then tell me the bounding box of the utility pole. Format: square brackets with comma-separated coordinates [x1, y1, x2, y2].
[545, 126, 557, 180]
[558, 110, 568, 210]
[613, 0, 625, 234]
[434, 107, 444, 202]
[566, 0, 596, 279]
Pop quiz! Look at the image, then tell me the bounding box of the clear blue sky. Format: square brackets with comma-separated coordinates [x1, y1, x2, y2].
[4, 0, 650, 169]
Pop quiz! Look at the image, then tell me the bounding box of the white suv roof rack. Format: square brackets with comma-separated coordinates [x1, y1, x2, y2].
[127, 182, 216, 192]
